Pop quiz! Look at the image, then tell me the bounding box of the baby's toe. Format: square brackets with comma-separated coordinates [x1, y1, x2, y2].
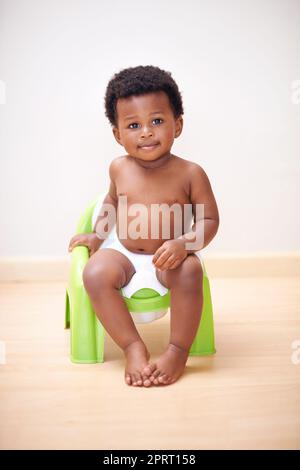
[142, 371, 152, 387]
[143, 377, 152, 387]
[150, 369, 161, 384]
[125, 374, 132, 386]
[132, 373, 140, 386]
[158, 374, 169, 385]
[143, 363, 156, 377]
[136, 372, 143, 386]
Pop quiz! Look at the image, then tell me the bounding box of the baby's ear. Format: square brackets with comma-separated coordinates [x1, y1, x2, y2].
[175, 116, 183, 138]
[112, 126, 122, 145]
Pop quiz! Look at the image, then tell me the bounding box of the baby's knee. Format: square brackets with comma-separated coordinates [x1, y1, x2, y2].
[178, 255, 203, 286]
[83, 263, 102, 292]
[83, 262, 124, 293]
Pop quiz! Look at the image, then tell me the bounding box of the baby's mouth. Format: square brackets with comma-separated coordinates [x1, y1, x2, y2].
[138, 143, 160, 150]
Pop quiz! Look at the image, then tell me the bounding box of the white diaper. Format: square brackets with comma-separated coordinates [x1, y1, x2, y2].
[99, 228, 202, 313]
[100, 229, 169, 298]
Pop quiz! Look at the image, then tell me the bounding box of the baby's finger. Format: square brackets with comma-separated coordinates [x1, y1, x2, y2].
[162, 254, 177, 270]
[69, 234, 80, 244]
[155, 251, 172, 269]
[68, 241, 76, 251]
[68, 239, 83, 251]
[158, 255, 173, 270]
[152, 246, 165, 264]
[68, 235, 81, 249]
[168, 258, 181, 270]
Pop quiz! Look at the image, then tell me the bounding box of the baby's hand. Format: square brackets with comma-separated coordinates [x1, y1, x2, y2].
[152, 239, 188, 271]
[68, 233, 101, 257]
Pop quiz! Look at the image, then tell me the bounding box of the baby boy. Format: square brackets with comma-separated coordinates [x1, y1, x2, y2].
[68, 65, 219, 387]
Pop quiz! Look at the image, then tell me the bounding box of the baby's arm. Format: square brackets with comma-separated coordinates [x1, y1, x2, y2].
[178, 164, 219, 253]
[68, 159, 119, 256]
[93, 161, 118, 238]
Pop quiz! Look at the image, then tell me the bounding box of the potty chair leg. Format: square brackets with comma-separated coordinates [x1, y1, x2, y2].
[67, 246, 105, 363]
[189, 274, 216, 356]
[70, 286, 105, 363]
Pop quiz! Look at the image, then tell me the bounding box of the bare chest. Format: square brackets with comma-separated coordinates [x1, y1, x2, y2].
[116, 168, 190, 206]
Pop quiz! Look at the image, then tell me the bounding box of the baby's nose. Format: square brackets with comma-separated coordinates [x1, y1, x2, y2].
[141, 127, 153, 137]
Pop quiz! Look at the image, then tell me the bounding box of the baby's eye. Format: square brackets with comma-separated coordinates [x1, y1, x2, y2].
[128, 123, 140, 129]
[152, 118, 163, 125]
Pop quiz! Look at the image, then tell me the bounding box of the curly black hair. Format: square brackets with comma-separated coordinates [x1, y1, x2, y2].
[104, 65, 184, 127]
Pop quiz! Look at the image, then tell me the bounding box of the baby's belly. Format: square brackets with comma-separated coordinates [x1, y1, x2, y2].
[115, 202, 192, 254]
[117, 236, 168, 254]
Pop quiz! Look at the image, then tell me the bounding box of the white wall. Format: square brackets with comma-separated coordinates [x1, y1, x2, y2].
[0, 0, 299, 256]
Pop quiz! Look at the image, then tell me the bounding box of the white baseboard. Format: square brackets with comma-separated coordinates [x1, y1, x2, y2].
[203, 252, 300, 278]
[0, 257, 70, 282]
[0, 253, 300, 282]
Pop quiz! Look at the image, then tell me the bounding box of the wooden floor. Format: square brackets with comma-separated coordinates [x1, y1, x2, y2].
[0, 277, 299, 450]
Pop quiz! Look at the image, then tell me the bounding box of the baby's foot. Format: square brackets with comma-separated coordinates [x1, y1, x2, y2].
[124, 340, 155, 387]
[143, 343, 189, 385]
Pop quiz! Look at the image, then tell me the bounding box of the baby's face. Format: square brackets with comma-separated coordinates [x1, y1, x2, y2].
[113, 91, 183, 162]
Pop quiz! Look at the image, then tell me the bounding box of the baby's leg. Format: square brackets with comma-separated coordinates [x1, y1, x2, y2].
[83, 249, 154, 386]
[144, 255, 203, 385]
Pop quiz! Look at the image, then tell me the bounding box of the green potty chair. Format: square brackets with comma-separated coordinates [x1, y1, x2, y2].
[65, 194, 216, 363]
